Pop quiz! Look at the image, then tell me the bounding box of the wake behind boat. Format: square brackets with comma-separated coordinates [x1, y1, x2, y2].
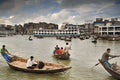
[3, 55, 71, 74]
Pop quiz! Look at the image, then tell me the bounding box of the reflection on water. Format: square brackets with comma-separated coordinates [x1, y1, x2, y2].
[0, 35, 120, 80]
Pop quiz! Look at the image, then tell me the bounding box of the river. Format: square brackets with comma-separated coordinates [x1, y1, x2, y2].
[0, 35, 120, 80]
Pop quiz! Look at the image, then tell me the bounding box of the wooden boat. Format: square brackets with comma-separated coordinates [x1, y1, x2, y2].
[65, 37, 72, 41]
[79, 36, 85, 40]
[53, 52, 70, 60]
[99, 59, 120, 79]
[92, 38, 97, 43]
[92, 40, 97, 43]
[4, 55, 71, 73]
[107, 37, 120, 41]
[85, 36, 90, 39]
[29, 38, 33, 41]
[59, 37, 66, 40]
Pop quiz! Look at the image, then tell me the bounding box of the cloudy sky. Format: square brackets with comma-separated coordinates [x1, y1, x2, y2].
[0, 0, 120, 26]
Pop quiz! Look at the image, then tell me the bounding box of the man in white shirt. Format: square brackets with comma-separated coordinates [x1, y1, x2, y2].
[64, 43, 71, 53]
[26, 56, 37, 69]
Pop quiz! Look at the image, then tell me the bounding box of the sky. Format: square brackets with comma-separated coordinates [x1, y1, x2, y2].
[0, 0, 120, 26]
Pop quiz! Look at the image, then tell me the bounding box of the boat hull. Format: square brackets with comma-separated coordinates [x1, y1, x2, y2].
[99, 59, 120, 79]
[8, 63, 71, 74]
[3, 55, 71, 74]
[54, 53, 70, 60]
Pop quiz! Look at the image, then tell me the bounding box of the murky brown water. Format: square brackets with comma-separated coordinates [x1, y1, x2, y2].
[0, 35, 120, 80]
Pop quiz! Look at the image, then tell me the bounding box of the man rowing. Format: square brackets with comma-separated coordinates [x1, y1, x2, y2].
[101, 48, 120, 68]
[0, 45, 12, 62]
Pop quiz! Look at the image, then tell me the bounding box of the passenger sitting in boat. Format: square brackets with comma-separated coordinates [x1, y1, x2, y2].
[101, 48, 120, 68]
[55, 47, 61, 55]
[53, 45, 59, 55]
[38, 61, 45, 69]
[0, 45, 12, 62]
[59, 47, 64, 54]
[55, 45, 59, 50]
[26, 56, 37, 69]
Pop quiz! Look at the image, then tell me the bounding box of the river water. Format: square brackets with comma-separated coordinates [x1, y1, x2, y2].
[0, 35, 120, 80]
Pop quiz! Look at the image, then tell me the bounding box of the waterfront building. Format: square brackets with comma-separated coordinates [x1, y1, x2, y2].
[94, 18, 120, 36]
[96, 18, 103, 22]
[84, 23, 94, 35]
[0, 24, 15, 36]
[64, 24, 78, 30]
[23, 22, 58, 35]
[99, 25, 120, 37]
[14, 24, 24, 34]
[84, 20, 94, 35]
[98, 22, 120, 40]
[94, 22, 105, 26]
[94, 26, 99, 35]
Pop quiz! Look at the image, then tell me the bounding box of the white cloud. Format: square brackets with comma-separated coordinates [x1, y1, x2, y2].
[17, 9, 72, 26]
[0, 17, 13, 25]
[9, 16, 14, 19]
[0, 0, 119, 27]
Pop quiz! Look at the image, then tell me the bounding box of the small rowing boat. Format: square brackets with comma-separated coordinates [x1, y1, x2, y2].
[53, 51, 70, 60]
[99, 59, 120, 79]
[3, 55, 71, 73]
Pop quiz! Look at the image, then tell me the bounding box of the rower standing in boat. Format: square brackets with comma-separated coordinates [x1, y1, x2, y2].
[26, 56, 37, 69]
[101, 48, 120, 68]
[64, 42, 71, 53]
[0, 45, 12, 62]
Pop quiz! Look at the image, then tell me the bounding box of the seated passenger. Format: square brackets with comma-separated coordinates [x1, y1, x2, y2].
[55, 45, 59, 50]
[59, 47, 64, 54]
[26, 56, 37, 69]
[55, 47, 61, 55]
[53, 45, 59, 55]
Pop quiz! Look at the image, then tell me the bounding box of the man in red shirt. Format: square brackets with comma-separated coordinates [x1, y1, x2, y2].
[59, 47, 64, 54]
[56, 47, 61, 55]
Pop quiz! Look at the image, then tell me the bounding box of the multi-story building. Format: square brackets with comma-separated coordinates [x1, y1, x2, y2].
[0, 24, 15, 36]
[24, 22, 58, 35]
[98, 23, 120, 40]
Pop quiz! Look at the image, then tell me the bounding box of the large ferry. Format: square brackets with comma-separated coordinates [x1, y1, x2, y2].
[33, 29, 80, 37]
